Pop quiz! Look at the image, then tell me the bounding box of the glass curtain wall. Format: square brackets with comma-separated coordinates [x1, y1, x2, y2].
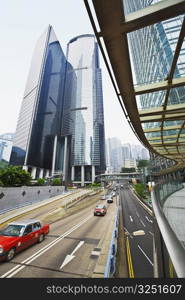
[62, 34, 106, 181]
[10, 26, 67, 174]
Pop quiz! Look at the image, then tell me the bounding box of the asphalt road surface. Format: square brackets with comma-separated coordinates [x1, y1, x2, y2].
[0, 197, 116, 278]
[120, 186, 154, 278]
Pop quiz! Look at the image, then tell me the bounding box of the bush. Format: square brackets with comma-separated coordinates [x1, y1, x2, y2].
[52, 178, 61, 186]
[134, 183, 147, 199]
[36, 178, 45, 186]
[0, 166, 32, 187]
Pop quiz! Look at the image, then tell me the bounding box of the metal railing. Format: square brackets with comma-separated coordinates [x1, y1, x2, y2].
[151, 180, 185, 277]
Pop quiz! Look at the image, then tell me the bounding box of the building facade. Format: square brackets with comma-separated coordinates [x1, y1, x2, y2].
[10, 25, 67, 179]
[62, 35, 106, 185]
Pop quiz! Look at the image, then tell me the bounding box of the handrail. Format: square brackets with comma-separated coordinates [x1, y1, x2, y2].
[151, 189, 185, 277]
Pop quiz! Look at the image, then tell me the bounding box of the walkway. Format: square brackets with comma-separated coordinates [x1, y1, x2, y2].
[163, 185, 185, 248]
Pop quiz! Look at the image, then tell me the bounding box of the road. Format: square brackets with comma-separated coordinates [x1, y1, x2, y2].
[0, 195, 116, 278]
[119, 186, 154, 278]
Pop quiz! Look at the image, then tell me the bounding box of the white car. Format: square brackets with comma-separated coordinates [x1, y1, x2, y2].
[101, 195, 106, 200]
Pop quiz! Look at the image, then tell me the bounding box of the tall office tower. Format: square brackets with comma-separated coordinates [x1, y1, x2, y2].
[10, 26, 67, 179]
[106, 137, 123, 172]
[123, 0, 185, 170]
[62, 35, 106, 186]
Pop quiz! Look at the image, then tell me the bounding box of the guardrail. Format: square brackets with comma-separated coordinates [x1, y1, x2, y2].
[151, 180, 185, 278]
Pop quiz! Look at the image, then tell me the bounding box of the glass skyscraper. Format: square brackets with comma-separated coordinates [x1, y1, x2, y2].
[10, 25, 67, 179]
[10, 29, 106, 185]
[62, 35, 106, 185]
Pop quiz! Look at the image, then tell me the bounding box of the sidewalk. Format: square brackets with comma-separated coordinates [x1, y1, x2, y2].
[163, 186, 185, 248]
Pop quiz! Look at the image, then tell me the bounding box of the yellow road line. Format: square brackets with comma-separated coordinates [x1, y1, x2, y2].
[169, 257, 174, 278]
[126, 236, 135, 278]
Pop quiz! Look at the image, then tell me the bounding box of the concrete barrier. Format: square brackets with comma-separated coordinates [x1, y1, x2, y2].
[0, 186, 65, 213]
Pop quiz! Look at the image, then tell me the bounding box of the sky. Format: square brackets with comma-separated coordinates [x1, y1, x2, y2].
[0, 0, 141, 146]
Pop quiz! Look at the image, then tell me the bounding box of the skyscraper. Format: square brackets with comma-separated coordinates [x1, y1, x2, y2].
[10, 25, 67, 179]
[62, 35, 106, 185]
[10, 29, 105, 185]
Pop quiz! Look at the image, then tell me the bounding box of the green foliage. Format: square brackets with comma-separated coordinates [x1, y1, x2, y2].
[0, 179, 3, 187]
[121, 167, 136, 173]
[91, 183, 101, 187]
[134, 183, 147, 199]
[137, 160, 150, 168]
[36, 178, 45, 186]
[0, 165, 32, 187]
[52, 178, 61, 186]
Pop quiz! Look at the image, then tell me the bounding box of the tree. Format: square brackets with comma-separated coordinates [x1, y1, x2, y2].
[134, 183, 147, 199]
[137, 160, 150, 168]
[0, 166, 32, 187]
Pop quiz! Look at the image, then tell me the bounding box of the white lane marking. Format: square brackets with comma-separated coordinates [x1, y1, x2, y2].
[145, 216, 153, 223]
[60, 241, 84, 270]
[138, 244, 153, 266]
[139, 219, 146, 227]
[129, 216, 133, 222]
[136, 211, 140, 218]
[1, 215, 92, 278]
[149, 231, 154, 236]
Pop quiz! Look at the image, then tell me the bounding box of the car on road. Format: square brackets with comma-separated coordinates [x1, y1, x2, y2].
[107, 197, 113, 203]
[0, 219, 49, 262]
[100, 195, 106, 200]
[94, 205, 107, 216]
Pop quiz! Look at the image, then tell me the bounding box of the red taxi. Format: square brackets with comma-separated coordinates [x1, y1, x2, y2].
[94, 204, 107, 216]
[0, 219, 49, 261]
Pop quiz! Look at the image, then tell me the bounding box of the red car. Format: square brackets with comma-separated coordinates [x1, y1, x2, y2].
[94, 204, 107, 216]
[0, 219, 49, 262]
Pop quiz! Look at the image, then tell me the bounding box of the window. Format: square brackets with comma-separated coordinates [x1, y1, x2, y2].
[33, 222, 41, 231]
[24, 225, 33, 235]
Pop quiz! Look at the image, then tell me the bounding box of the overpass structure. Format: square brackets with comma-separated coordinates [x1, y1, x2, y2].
[84, 0, 185, 278]
[95, 172, 140, 182]
[84, 0, 185, 175]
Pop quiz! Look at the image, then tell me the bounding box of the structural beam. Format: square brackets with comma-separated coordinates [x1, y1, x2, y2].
[121, 0, 185, 33]
[139, 103, 185, 117]
[148, 134, 185, 141]
[135, 77, 185, 95]
[140, 113, 185, 123]
[144, 125, 181, 133]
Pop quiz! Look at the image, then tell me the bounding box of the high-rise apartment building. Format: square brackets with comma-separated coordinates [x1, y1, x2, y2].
[10, 25, 67, 179]
[62, 34, 106, 185]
